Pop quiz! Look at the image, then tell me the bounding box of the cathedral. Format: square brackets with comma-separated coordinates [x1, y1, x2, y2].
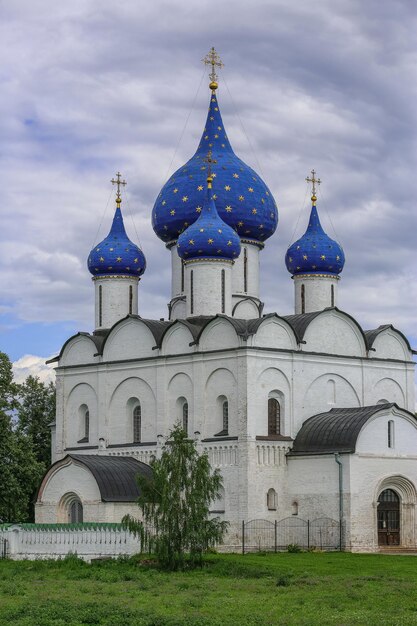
[36, 50, 417, 552]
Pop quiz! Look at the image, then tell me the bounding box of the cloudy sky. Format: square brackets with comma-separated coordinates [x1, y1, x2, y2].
[0, 0, 416, 382]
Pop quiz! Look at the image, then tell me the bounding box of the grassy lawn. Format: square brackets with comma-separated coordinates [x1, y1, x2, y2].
[0, 552, 417, 626]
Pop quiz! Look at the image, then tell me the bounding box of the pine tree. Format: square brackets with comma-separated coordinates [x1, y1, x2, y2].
[17, 375, 55, 467]
[123, 424, 228, 570]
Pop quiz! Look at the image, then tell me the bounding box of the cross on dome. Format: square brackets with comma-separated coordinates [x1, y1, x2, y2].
[306, 169, 321, 205]
[202, 47, 224, 90]
[111, 172, 127, 205]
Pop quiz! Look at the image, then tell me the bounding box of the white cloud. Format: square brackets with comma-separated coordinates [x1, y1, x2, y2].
[13, 355, 56, 385]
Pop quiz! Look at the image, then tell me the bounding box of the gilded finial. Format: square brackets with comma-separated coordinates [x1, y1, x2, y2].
[202, 47, 224, 91]
[111, 172, 127, 206]
[306, 169, 321, 205]
[203, 150, 217, 188]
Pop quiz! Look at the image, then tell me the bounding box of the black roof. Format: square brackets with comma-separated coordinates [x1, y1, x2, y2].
[290, 403, 414, 455]
[69, 454, 152, 502]
[364, 325, 413, 352]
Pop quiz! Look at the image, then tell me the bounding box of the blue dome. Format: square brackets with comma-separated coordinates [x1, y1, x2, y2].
[285, 202, 345, 276]
[177, 186, 240, 261]
[152, 90, 278, 244]
[88, 205, 146, 277]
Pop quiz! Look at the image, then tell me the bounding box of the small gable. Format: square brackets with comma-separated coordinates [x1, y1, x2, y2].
[253, 317, 297, 350]
[60, 335, 99, 366]
[161, 323, 195, 355]
[199, 318, 239, 351]
[302, 310, 366, 357]
[370, 328, 411, 361]
[103, 318, 156, 361]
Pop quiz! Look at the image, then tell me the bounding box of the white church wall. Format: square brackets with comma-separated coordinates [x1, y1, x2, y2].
[232, 297, 260, 319]
[371, 377, 405, 407]
[108, 375, 157, 445]
[167, 370, 194, 434]
[302, 310, 366, 357]
[102, 319, 156, 361]
[204, 367, 237, 438]
[370, 330, 411, 361]
[253, 318, 297, 351]
[250, 365, 291, 438]
[160, 323, 195, 355]
[60, 336, 99, 366]
[65, 382, 98, 447]
[302, 372, 360, 421]
[232, 242, 260, 299]
[355, 410, 417, 456]
[199, 318, 239, 351]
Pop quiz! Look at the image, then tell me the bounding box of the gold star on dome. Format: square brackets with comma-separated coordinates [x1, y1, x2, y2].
[214, 107, 218, 111]
[248, 187, 254, 193]
[225, 185, 231, 191]
[189, 239, 195, 245]
[252, 208, 257, 214]
[126, 267, 130, 271]
[108, 266, 113, 270]
[212, 172, 217, 178]
[210, 116, 214, 121]
[259, 224, 264, 229]
[239, 195, 244, 201]
[162, 200, 166, 205]
[204, 135, 209, 140]
[266, 191, 269, 196]
[218, 229, 222, 233]
[163, 225, 168, 230]
[233, 173, 239, 178]
[303, 254, 308, 260]
[116, 257, 122, 262]
[320, 254, 326, 260]
[289, 257, 293, 262]
[134, 258, 138, 263]
[296, 245, 300, 250]
[208, 238, 214, 244]
[99, 257, 104, 262]
[336, 255, 340, 261]
[96, 248, 100, 252]
[217, 126, 222, 130]
[173, 188, 178, 193]
[170, 210, 176, 216]
[182, 196, 188, 202]
[252, 177, 257, 181]
[227, 240, 232, 246]
[201, 166, 206, 170]
[197, 185, 203, 191]
[200, 228, 205, 232]
[261, 198, 265, 204]
[212, 194, 217, 199]
[221, 143, 225, 148]
[225, 205, 232, 212]
[109, 247, 114, 251]
[214, 134, 219, 139]
[238, 221, 244, 227]
[196, 206, 202, 213]
[217, 249, 222, 254]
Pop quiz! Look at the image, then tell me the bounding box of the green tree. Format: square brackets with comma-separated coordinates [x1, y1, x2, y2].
[17, 375, 55, 467]
[123, 424, 228, 570]
[0, 353, 44, 522]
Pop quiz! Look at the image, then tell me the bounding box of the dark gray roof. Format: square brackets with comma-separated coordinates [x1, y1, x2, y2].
[282, 311, 323, 342]
[364, 325, 413, 353]
[290, 403, 413, 455]
[69, 454, 152, 502]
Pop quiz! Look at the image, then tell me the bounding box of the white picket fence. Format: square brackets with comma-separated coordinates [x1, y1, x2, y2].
[0, 523, 140, 562]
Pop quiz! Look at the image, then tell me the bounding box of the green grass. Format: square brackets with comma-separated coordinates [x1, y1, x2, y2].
[0, 552, 417, 625]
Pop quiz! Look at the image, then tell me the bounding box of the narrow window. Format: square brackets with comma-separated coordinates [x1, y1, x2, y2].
[268, 398, 281, 436]
[129, 285, 133, 314]
[243, 247, 248, 293]
[183, 402, 189, 435]
[222, 401, 229, 434]
[331, 284, 335, 307]
[69, 500, 83, 523]
[84, 410, 90, 440]
[99, 285, 103, 327]
[181, 260, 185, 293]
[221, 269, 225, 314]
[388, 420, 394, 448]
[190, 270, 194, 314]
[267, 488, 277, 511]
[133, 404, 141, 443]
[301, 284, 305, 314]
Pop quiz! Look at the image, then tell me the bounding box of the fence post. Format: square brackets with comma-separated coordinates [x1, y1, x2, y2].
[307, 519, 310, 550]
[242, 521, 245, 555]
[274, 520, 277, 553]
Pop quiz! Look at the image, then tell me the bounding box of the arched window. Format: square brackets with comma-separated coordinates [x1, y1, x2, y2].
[77, 405, 90, 443]
[301, 284, 305, 314]
[133, 404, 141, 443]
[129, 285, 133, 314]
[183, 402, 189, 435]
[84, 410, 89, 440]
[222, 401, 229, 434]
[268, 398, 281, 436]
[267, 488, 277, 511]
[327, 379, 336, 405]
[388, 420, 394, 449]
[331, 284, 335, 307]
[69, 499, 83, 523]
[99, 285, 103, 327]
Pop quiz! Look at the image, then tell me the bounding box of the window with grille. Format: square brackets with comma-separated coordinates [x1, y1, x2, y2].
[268, 398, 281, 436]
[133, 404, 141, 443]
[222, 401, 229, 434]
[301, 284, 305, 314]
[183, 402, 189, 435]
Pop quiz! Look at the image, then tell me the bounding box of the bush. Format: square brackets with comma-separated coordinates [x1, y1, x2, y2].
[287, 543, 302, 553]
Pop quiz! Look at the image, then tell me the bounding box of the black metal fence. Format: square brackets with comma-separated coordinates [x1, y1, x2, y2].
[0, 538, 7, 559]
[241, 517, 342, 554]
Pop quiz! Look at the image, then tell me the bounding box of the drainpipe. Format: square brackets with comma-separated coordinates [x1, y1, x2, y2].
[334, 453, 343, 550]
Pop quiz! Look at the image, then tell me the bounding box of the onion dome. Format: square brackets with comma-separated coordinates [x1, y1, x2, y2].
[152, 89, 278, 245]
[285, 197, 345, 276]
[177, 175, 240, 262]
[88, 203, 146, 278]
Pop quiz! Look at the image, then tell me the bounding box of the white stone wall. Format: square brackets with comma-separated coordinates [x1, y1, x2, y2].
[185, 260, 233, 317]
[94, 276, 139, 330]
[232, 242, 260, 299]
[294, 274, 339, 314]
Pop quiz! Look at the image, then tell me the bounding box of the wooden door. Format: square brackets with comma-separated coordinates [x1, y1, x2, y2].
[377, 489, 400, 546]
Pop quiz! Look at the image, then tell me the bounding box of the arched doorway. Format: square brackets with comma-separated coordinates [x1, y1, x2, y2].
[377, 489, 400, 546]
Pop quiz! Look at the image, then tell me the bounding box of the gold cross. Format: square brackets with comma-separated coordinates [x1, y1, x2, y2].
[111, 172, 127, 205]
[202, 47, 224, 87]
[203, 150, 217, 183]
[306, 169, 321, 196]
